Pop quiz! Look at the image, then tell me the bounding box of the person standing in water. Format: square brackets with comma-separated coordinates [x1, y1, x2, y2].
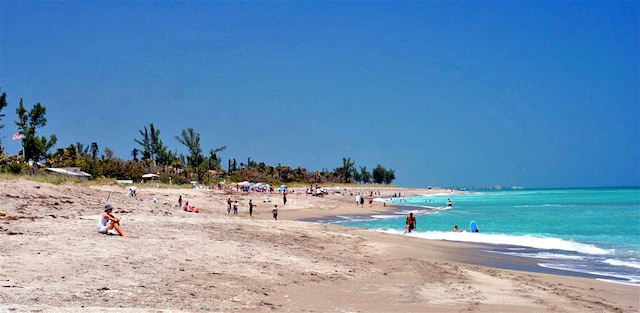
[405, 212, 417, 234]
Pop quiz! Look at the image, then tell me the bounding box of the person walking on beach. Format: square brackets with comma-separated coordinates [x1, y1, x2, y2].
[233, 200, 239, 215]
[405, 212, 416, 234]
[272, 204, 278, 220]
[283, 191, 287, 206]
[227, 197, 232, 215]
[178, 195, 182, 209]
[368, 192, 374, 207]
[249, 199, 256, 217]
[360, 195, 365, 207]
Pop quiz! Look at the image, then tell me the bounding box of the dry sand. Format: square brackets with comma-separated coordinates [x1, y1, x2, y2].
[1, 179, 638, 312]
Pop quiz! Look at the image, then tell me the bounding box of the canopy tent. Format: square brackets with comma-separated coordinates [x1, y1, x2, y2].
[142, 173, 160, 183]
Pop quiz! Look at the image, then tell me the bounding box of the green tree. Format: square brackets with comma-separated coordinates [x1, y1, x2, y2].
[135, 123, 167, 165]
[359, 166, 372, 184]
[208, 146, 227, 170]
[372, 164, 395, 184]
[102, 147, 114, 160]
[383, 168, 395, 184]
[372, 164, 385, 184]
[15, 99, 57, 162]
[335, 157, 356, 183]
[176, 128, 202, 167]
[131, 148, 139, 161]
[0, 88, 8, 154]
[90, 142, 99, 160]
[176, 128, 207, 181]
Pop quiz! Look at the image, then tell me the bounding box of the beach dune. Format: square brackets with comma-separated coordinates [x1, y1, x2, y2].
[0, 179, 637, 312]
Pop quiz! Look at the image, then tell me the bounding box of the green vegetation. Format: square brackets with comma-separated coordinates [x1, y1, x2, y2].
[15, 98, 58, 164]
[0, 87, 396, 185]
[0, 88, 7, 154]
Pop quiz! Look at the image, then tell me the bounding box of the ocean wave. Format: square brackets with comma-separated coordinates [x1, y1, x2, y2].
[604, 258, 640, 269]
[498, 251, 585, 260]
[370, 214, 403, 220]
[333, 216, 373, 223]
[595, 278, 640, 287]
[539, 263, 640, 286]
[374, 230, 614, 256]
[514, 204, 578, 208]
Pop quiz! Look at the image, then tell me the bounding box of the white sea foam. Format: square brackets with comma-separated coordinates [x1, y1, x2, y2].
[370, 214, 401, 220]
[539, 263, 640, 286]
[375, 230, 614, 256]
[499, 251, 585, 260]
[334, 215, 372, 222]
[595, 278, 640, 286]
[604, 258, 640, 269]
[376, 228, 405, 235]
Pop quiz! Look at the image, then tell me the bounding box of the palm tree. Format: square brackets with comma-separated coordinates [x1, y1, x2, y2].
[208, 146, 227, 170]
[176, 128, 203, 167]
[339, 157, 355, 183]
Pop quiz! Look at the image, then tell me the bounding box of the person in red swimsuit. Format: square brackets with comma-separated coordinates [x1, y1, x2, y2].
[405, 212, 416, 234]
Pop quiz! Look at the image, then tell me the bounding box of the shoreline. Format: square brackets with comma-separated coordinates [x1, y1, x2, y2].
[1, 179, 638, 312]
[300, 202, 618, 282]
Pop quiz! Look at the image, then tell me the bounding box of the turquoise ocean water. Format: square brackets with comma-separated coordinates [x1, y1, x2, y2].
[317, 187, 640, 286]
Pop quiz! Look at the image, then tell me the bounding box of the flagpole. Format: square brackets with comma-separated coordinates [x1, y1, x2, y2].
[12, 132, 26, 160]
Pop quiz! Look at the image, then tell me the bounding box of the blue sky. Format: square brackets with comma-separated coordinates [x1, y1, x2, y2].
[0, 1, 638, 188]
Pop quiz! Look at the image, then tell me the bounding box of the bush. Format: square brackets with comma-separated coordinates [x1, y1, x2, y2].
[2, 162, 31, 174]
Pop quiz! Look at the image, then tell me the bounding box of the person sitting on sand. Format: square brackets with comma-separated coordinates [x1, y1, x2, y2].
[98, 205, 127, 237]
[405, 212, 417, 233]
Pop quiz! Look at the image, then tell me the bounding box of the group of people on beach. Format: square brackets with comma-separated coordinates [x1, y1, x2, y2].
[403, 212, 480, 234]
[97, 190, 287, 237]
[451, 225, 479, 232]
[225, 197, 278, 219]
[98, 187, 451, 238]
[354, 192, 375, 207]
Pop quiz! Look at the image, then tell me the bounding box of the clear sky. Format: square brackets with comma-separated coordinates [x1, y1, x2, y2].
[1, 1, 638, 188]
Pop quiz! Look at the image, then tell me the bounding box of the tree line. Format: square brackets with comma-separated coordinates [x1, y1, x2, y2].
[0, 88, 395, 185]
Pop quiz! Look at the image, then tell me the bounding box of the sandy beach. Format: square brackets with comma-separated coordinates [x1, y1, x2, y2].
[1, 179, 638, 312]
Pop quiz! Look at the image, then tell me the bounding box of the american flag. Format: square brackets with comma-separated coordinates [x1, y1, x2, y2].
[12, 132, 25, 141]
